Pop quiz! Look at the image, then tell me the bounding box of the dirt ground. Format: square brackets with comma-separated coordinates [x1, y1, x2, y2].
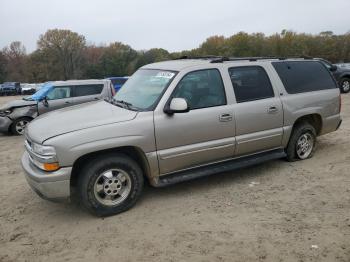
[0, 95, 349, 262]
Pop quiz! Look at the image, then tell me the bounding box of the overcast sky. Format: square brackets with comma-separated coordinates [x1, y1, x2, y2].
[0, 0, 349, 53]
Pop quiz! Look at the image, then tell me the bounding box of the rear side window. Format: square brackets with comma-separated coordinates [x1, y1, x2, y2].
[228, 66, 274, 103]
[74, 84, 104, 97]
[272, 61, 337, 94]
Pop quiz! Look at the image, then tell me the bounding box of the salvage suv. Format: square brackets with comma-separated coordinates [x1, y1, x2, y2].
[21, 57, 342, 216]
[0, 79, 114, 135]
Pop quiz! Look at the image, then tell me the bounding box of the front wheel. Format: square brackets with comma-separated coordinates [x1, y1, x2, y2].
[78, 154, 144, 217]
[340, 78, 350, 93]
[286, 122, 316, 162]
[11, 117, 32, 135]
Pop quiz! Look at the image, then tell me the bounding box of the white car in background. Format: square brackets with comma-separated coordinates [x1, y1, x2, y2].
[21, 84, 37, 95]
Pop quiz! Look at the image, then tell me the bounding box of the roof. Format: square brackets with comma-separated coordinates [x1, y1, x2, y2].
[51, 79, 110, 86]
[142, 57, 316, 71]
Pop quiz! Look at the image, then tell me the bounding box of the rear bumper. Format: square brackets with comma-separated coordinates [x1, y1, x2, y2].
[320, 114, 342, 135]
[0, 116, 12, 133]
[21, 151, 72, 201]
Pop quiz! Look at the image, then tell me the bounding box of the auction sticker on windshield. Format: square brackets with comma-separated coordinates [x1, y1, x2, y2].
[155, 71, 175, 79]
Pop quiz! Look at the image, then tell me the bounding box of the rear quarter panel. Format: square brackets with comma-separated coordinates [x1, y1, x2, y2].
[267, 63, 341, 146]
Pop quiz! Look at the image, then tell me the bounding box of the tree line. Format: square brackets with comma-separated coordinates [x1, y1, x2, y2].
[1, 29, 349, 83]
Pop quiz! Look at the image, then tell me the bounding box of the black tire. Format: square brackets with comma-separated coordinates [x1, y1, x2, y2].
[77, 154, 144, 217]
[340, 78, 350, 93]
[286, 122, 316, 162]
[10, 117, 32, 135]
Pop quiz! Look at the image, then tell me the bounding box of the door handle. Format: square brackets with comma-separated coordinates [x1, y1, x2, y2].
[65, 101, 70, 104]
[219, 113, 233, 122]
[267, 106, 278, 114]
[94, 97, 100, 100]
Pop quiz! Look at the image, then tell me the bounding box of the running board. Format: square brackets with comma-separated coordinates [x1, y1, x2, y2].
[157, 149, 286, 187]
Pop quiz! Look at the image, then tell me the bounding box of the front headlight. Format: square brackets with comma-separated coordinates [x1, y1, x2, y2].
[27, 142, 60, 171]
[32, 143, 56, 156]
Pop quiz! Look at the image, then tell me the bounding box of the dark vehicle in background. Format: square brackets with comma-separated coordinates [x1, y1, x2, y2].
[108, 77, 129, 92]
[317, 59, 350, 93]
[0, 79, 114, 135]
[0, 82, 21, 96]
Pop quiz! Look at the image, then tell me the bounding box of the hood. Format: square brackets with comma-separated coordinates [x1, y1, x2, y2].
[27, 100, 137, 143]
[0, 99, 37, 111]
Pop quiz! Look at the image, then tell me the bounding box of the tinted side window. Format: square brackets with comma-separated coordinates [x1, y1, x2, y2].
[229, 66, 274, 103]
[46, 86, 71, 100]
[272, 61, 337, 94]
[173, 69, 226, 110]
[74, 84, 104, 97]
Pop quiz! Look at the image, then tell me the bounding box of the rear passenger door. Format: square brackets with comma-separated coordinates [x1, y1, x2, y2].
[229, 66, 284, 156]
[72, 84, 104, 105]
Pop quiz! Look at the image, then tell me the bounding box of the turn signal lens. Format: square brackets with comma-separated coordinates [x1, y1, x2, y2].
[43, 162, 60, 171]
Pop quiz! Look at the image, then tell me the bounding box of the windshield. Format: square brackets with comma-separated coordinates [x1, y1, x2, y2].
[113, 69, 176, 110]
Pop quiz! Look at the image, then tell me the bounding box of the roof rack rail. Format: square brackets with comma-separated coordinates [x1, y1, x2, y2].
[174, 55, 224, 60]
[174, 55, 315, 63]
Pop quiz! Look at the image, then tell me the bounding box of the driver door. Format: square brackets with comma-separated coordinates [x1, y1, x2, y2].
[154, 69, 236, 175]
[38, 86, 74, 114]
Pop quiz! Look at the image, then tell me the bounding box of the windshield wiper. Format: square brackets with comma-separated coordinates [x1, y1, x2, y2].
[112, 99, 141, 111]
[115, 100, 133, 108]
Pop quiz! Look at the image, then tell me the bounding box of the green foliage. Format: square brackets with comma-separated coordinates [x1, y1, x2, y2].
[1, 30, 350, 83]
[98, 42, 138, 77]
[37, 29, 86, 80]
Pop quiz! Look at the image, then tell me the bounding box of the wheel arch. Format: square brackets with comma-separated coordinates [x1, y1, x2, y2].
[70, 146, 152, 188]
[292, 114, 322, 136]
[340, 73, 350, 80]
[8, 116, 34, 133]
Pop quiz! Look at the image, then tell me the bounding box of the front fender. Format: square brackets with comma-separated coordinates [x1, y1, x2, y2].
[9, 105, 38, 120]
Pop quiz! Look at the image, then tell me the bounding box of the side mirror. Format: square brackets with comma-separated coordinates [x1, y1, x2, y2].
[164, 98, 189, 114]
[330, 65, 338, 72]
[42, 96, 49, 107]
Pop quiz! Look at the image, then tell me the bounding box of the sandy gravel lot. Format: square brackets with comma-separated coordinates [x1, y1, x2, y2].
[0, 95, 349, 262]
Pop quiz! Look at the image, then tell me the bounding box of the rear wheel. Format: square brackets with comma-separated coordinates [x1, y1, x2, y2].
[340, 78, 350, 93]
[11, 117, 32, 135]
[78, 154, 144, 217]
[286, 122, 316, 161]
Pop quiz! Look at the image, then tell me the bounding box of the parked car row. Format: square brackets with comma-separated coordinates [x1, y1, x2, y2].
[0, 82, 21, 96]
[15, 57, 341, 217]
[0, 82, 44, 96]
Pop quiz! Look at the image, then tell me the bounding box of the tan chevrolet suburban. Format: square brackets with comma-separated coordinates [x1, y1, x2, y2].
[21, 57, 342, 216]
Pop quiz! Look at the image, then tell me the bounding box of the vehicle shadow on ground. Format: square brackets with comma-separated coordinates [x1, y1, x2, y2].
[140, 158, 285, 202]
[29, 159, 283, 220]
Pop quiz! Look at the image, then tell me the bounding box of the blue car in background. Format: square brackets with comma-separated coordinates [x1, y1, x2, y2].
[0, 82, 21, 96]
[107, 77, 129, 92]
